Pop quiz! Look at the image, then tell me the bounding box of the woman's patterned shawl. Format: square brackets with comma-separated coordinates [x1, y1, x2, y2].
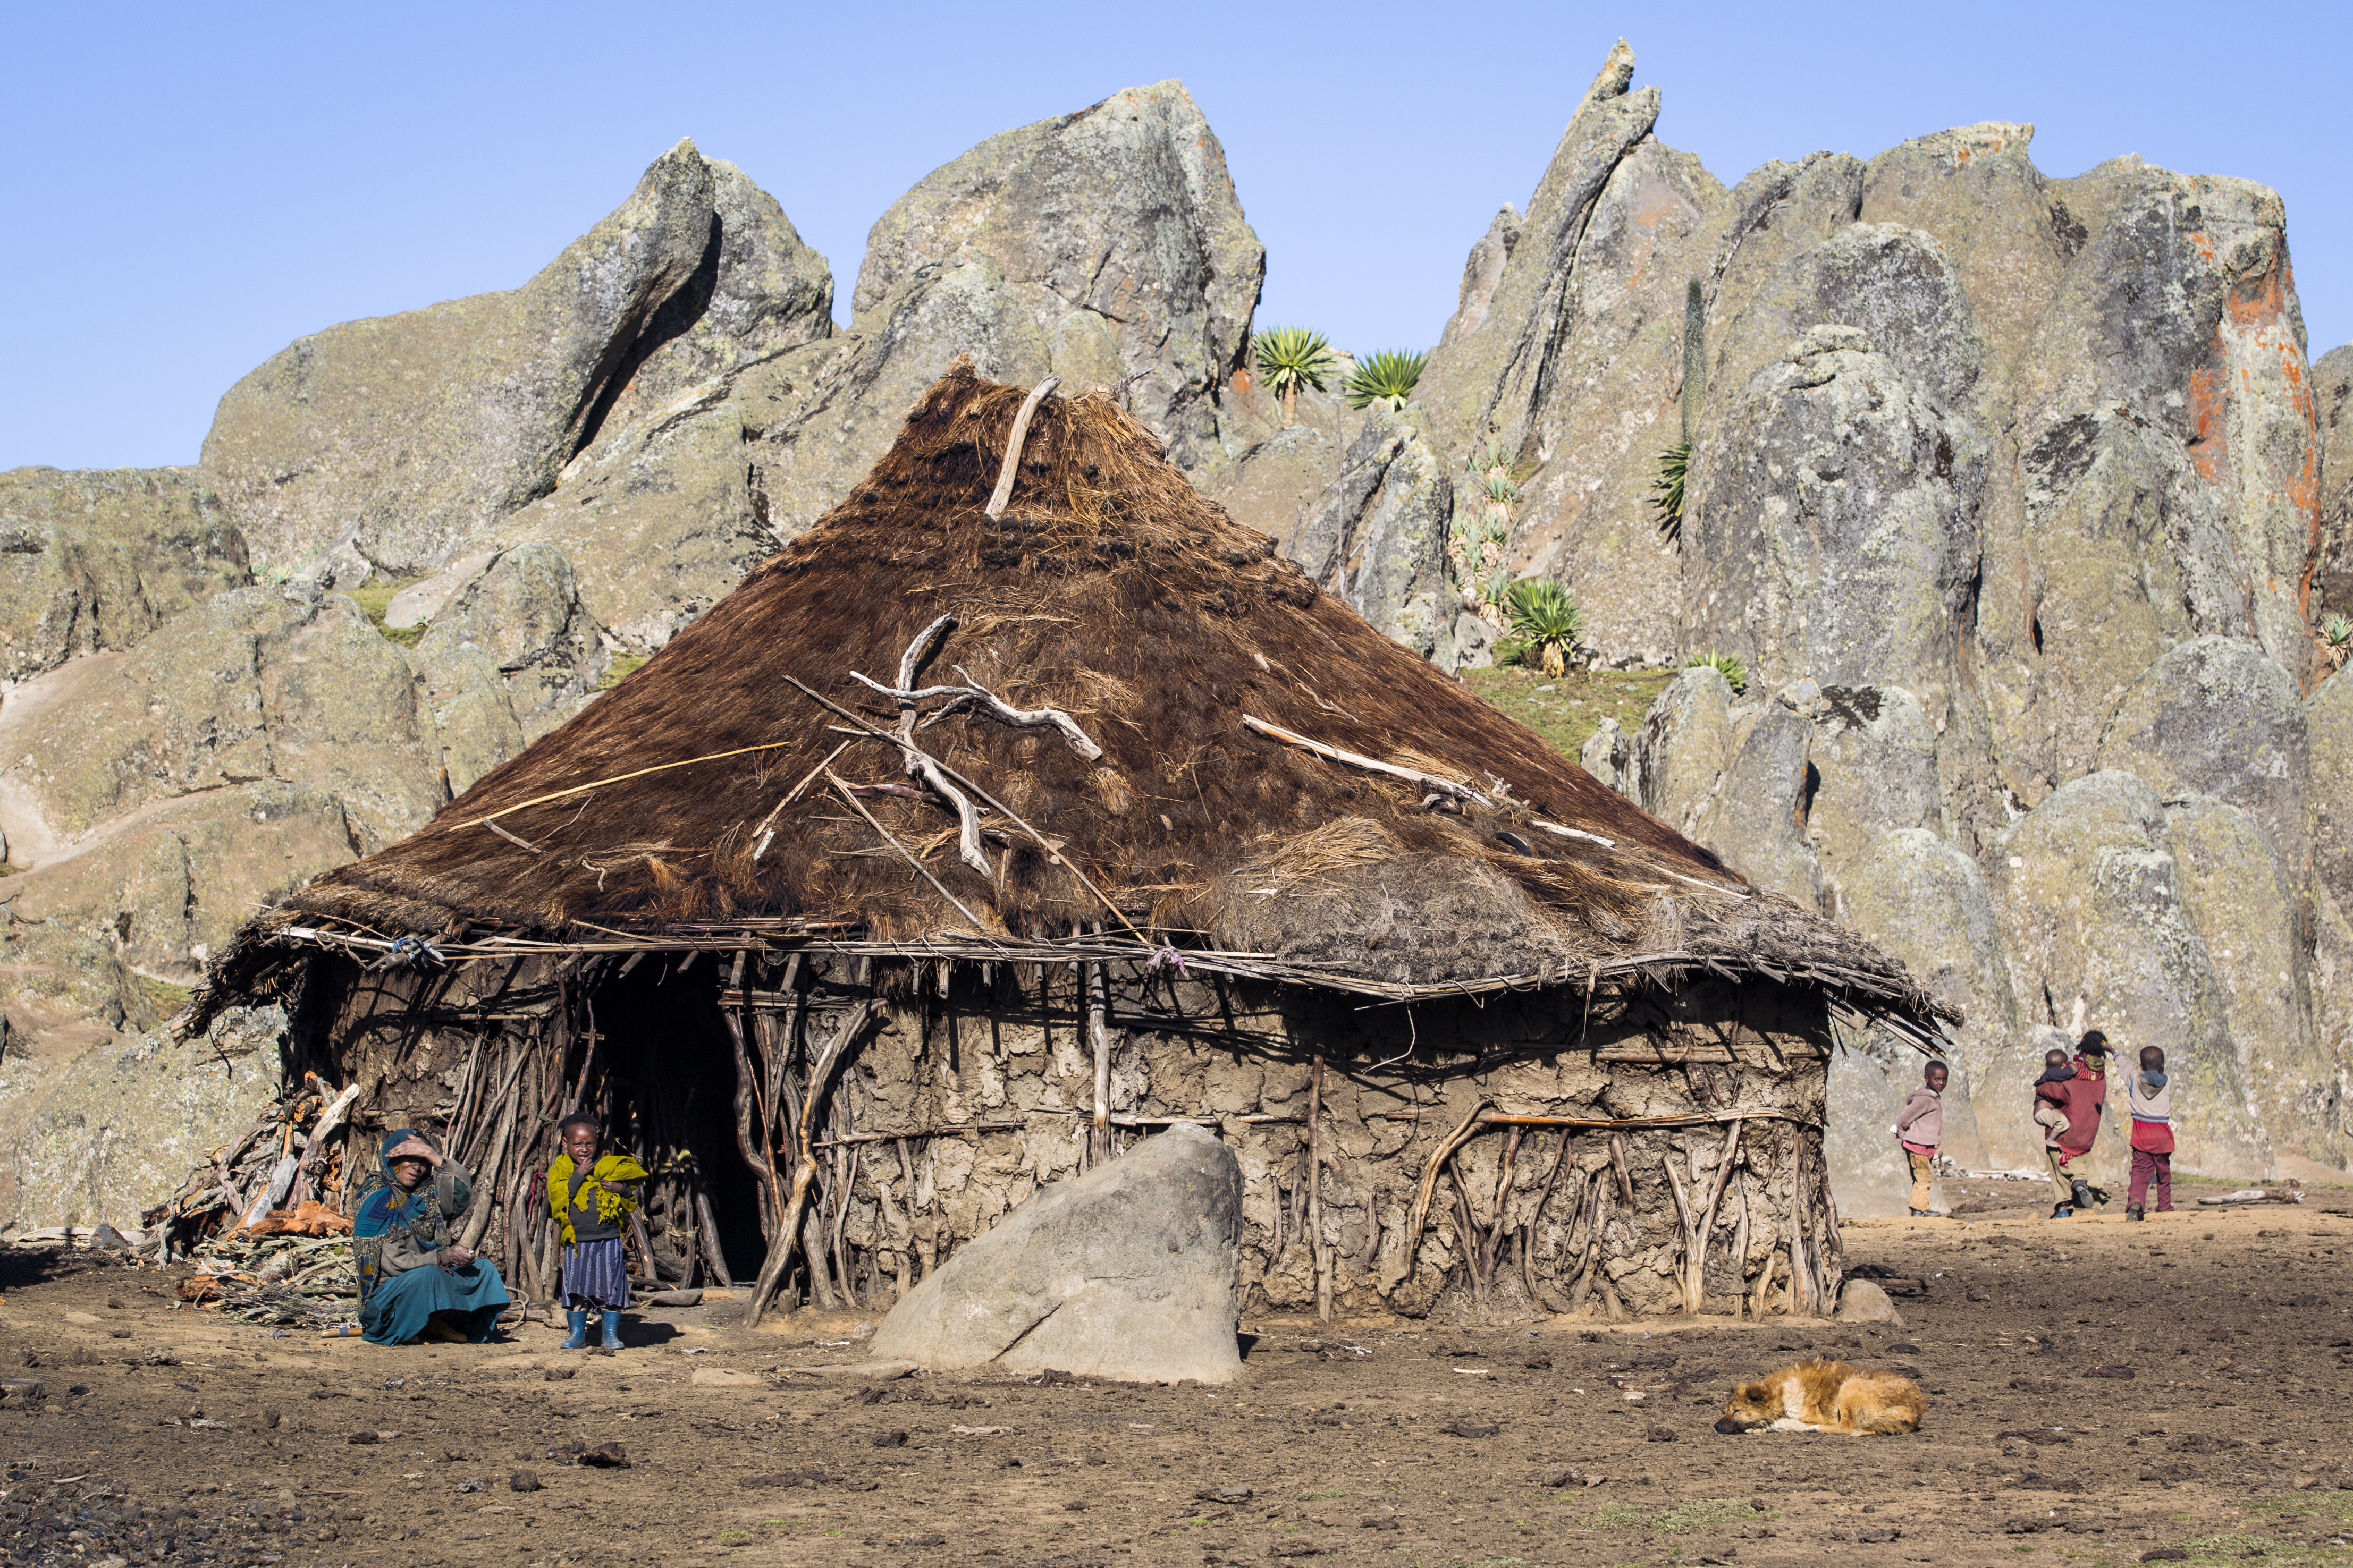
[349, 1129, 471, 1301]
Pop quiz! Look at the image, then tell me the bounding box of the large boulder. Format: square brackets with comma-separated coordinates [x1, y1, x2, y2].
[750, 82, 1264, 545]
[201, 141, 832, 579]
[1286, 409, 1456, 659]
[2162, 798, 2344, 1169]
[1991, 772, 2269, 1182]
[0, 467, 251, 684]
[2097, 636, 2308, 878]
[868, 1123, 1243, 1383]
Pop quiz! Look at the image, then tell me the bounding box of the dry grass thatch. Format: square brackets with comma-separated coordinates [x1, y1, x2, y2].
[207, 360, 1947, 1024]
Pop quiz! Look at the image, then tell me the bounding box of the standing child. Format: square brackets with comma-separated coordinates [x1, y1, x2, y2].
[1895, 1061, 1948, 1217]
[546, 1113, 647, 1350]
[2033, 1032, 2111, 1218]
[2126, 1046, 2173, 1220]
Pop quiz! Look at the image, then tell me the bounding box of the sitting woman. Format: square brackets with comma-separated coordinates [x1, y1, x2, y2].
[352, 1129, 511, 1345]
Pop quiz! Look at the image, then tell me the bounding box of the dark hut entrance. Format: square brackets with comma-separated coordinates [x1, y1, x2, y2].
[175, 362, 1952, 1324]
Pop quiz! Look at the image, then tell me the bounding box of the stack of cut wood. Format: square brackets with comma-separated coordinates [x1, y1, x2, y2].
[180, 1230, 360, 1328]
[147, 1072, 366, 1259]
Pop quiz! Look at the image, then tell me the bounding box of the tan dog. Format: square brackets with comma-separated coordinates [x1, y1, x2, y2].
[1714, 1359, 1926, 1436]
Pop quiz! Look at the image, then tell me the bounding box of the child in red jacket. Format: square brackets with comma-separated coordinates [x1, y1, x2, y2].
[2034, 1031, 2111, 1218]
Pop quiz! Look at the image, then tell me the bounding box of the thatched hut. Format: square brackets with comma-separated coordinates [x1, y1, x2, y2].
[178, 361, 1951, 1323]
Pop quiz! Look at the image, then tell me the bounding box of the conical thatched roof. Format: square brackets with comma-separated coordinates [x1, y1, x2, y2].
[201, 362, 1950, 1031]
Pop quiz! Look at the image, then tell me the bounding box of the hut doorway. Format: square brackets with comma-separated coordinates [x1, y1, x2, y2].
[581, 959, 768, 1284]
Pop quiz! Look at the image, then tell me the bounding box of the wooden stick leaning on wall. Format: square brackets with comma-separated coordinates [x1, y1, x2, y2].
[748, 999, 883, 1328]
[1686, 1118, 1744, 1313]
[1086, 945, 1114, 1169]
[1309, 1056, 1330, 1322]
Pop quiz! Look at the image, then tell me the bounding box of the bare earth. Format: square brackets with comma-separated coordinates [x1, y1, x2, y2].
[3, 1177, 2349, 1568]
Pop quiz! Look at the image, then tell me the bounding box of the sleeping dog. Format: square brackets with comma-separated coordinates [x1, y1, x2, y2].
[1715, 1359, 1925, 1436]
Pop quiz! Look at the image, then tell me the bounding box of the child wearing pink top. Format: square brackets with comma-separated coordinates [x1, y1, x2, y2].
[1894, 1060, 1948, 1217]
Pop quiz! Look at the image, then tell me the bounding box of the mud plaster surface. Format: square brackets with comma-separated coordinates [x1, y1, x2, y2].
[798, 970, 1837, 1319]
[4, 1179, 2350, 1567]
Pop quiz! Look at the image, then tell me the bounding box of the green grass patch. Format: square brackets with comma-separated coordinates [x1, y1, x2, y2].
[1588, 1498, 1762, 1536]
[598, 654, 650, 691]
[345, 575, 428, 647]
[1302, 1488, 1350, 1500]
[1656, 1498, 1765, 1533]
[1461, 664, 1677, 761]
[2177, 1532, 2285, 1559]
[128, 973, 195, 1028]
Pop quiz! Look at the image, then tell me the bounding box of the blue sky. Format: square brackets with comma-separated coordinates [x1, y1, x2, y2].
[5, 1, 2347, 472]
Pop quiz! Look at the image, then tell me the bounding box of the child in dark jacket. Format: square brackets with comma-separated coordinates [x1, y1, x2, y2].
[2125, 1045, 2173, 1219]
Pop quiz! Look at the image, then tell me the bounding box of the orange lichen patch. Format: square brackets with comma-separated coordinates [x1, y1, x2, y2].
[2229, 252, 2290, 329]
[2186, 361, 2228, 485]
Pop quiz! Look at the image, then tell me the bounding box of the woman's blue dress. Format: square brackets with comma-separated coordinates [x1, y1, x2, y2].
[360, 1255, 511, 1346]
[351, 1130, 512, 1345]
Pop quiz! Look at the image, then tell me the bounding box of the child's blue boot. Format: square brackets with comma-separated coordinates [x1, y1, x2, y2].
[562, 1308, 589, 1349]
[600, 1311, 624, 1350]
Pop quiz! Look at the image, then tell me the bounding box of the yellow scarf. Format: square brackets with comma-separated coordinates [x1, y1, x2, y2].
[546, 1152, 648, 1244]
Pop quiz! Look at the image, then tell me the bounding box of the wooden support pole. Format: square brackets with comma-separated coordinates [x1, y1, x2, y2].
[1309, 1056, 1330, 1322]
[695, 1186, 733, 1288]
[1608, 1133, 1637, 1209]
[749, 1000, 882, 1328]
[1086, 947, 1113, 1168]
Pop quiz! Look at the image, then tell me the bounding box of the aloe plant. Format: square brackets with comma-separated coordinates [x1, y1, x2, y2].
[2326, 612, 2352, 648]
[1505, 578, 1584, 676]
[1685, 650, 1748, 694]
[1652, 441, 1691, 538]
[1655, 278, 1707, 543]
[1344, 349, 1428, 410]
[1252, 327, 1337, 425]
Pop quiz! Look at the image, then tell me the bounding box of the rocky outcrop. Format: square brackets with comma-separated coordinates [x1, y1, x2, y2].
[1394, 41, 2341, 1195]
[0, 468, 250, 685]
[750, 82, 1263, 545]
[1992, 773, 2267, 1183]
[3, 1009, 285, 1226]
[1286, 409, 1456, 660]
[868, 1123, 1243, 1383]
[202, 142, 832, 581]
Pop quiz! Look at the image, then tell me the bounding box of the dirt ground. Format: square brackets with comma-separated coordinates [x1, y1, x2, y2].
[3, 1175, 2350, 1568]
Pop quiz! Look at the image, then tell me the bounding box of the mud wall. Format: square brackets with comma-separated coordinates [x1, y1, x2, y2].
[280, 950, 1845, 1320]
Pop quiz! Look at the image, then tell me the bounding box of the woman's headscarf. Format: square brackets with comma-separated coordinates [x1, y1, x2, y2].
[348, 1129, 469, 1300]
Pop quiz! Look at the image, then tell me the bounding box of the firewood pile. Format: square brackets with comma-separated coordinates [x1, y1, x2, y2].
[179, 1230, 359, 1328]
[145, 1073, 365, 1259]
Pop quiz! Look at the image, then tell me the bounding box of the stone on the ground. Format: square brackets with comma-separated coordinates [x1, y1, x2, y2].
[1834, 1278, 1904, 1325]
[868, 1123, 1242, 1383]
